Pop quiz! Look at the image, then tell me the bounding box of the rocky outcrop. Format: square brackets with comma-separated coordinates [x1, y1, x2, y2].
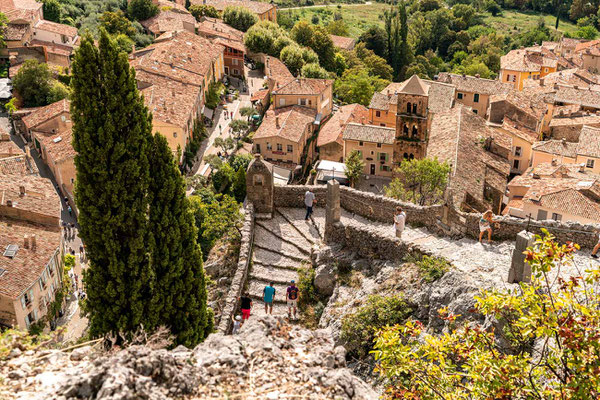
[1, 317, 378, 400]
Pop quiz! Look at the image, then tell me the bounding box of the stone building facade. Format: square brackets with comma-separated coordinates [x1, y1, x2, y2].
[245, 154, 274, 215]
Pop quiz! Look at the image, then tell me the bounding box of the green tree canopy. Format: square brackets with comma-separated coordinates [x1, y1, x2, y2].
[99, 11, 137, 38]
[232, 166, 246, 203]
[189, 4, 220, 20]
[245, 21, 288, 56]
[334, 67, 389, 106]
[385, 158, 450, 206]
[12, 60, 66, 107]
[127, 0, 159, 21]
[358, 26, 387, 59]
[326, 19, 349, 36]
[42, 0, 61, 22]
[228, 119, 249, 138]
[222, 6, 258, 32]
[71, 30, 153, 338]
[147, 133, 212, 346]
[301, 62, 329, 78]
[344, 149, 365, 188]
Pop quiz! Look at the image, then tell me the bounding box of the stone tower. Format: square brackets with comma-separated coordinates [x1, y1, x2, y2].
[394, 75, 430, 165]
[246, 154, 274, 215]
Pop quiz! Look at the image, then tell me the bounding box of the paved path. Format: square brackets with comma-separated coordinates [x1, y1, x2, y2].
[310, 207, 599, 290]
[247, 208, 321, 317]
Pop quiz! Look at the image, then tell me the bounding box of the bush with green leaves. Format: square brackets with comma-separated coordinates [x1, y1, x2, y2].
[341, 294, 413, 359]
[127, 0, 159, 21]
[415, 255, 451, 283]
[205, 81, 225, 109]
[222, 6, 257, 32]
[189, 4, 220, 20]
[12, 60, 68, 107]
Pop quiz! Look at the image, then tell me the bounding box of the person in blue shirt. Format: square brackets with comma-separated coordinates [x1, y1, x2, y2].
[263, 282, 276, 315]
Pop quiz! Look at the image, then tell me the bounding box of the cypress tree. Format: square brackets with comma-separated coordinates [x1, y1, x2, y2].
[232, 166, 246, 203]
[71, 30, 153, 337]
[147, 134, 212, 346]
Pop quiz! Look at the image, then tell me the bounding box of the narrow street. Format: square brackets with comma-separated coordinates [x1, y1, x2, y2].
[192, 67, 265, 176]
[5, 114, 88, 342]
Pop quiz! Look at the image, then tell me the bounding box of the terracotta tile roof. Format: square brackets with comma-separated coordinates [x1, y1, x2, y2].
[498, 117, 538, 143]
[29, 39, 74, 56]
[0, 139, 21, 158]
[0, 218, 62, 299]
[503, 198, 524, 215]
[489, 86, 548, 121]
[250, 88, 269, 102]
[317, 104, 368, 147]
[551, 104, 582, 118]
[329, 34, 355, 50]
[374, 79, 454, 114]
[0, 174, 60, 219]
[535, 68, 600, 89]
[273, 78, 333, 96]
[139, 72, 199, 129]
[196, 16, 244, 42]
[576, 125, 600, 158]
[428, 106, 510, 209]
[141, 10, 196, 35]
[35, 129, 75, 163]
[0, 154, 38, 175]
[533, 139, 578, 158]
[157, 0, 188, 12]
[437, 72, 513, 96]
[533, 188, 600, 221]
[562, 37, 587, 49]
[265, 56, 294, 89]
[0, 0, 41, 12]
[552, 86, 600, 109]
[216, 37, 245, 53]
[4, 23, 29, 41]
[21, 99, 70, 130]
[575, 39, 600, 53]
[253, 105, 316, 143]
[396, 74, 429, 96]
[132, 30, 223, 86]
[342, 122, 395, 145]
[549, 113, 600, 127]
[191, 0, 275, 14]
[34, 20, 78, 38]
[501, 47, 557, 72]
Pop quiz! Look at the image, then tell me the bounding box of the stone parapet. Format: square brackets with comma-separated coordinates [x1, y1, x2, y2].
[217, 203, 255, 334]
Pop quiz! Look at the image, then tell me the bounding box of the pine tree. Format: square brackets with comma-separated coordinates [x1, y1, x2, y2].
[232, 166, 247, 203]
[147, 133, 212, 347]
[71, 30, 153, 337]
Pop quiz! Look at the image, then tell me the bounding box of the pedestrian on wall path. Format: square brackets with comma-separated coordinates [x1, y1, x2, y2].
[263, 282, 275, 315]
[286, 280, 299, 320]
[393, 206, 406, 239]
[239, 292, 252, 324]
[304, 189, 316, 220]
[479, 210, 498, 244]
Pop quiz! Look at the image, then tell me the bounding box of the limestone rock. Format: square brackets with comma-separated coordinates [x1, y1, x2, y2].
[314, 263, 336, 296]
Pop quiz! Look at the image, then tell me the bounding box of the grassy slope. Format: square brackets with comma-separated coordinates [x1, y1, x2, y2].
[278, 4, 579, 39]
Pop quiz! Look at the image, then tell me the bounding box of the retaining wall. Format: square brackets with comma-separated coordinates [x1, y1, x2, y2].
[217, 203, 255, 334]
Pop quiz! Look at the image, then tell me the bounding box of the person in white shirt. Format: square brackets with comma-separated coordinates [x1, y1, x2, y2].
[305, 190, 316, 220]
[394, 206, 406, 238]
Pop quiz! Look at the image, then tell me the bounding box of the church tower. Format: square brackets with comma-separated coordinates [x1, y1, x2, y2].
[394, 75, 430, 165]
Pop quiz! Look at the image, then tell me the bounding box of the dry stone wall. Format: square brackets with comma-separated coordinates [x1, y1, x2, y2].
[218, 204, 255, 334]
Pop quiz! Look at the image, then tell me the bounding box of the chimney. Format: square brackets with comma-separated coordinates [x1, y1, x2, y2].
[361, 117, 365, 124]
[551, 158, 557, 166]
[562, 137, 567, 144]
[19, 185, 25, 196]
[574, 85, 579, 89]
[30, 235, 36, 251]
[275, 116, 280, 129]
[539, 78, 544, 86]
[6, 200, 12, 207]
[23, 234, 29, 249]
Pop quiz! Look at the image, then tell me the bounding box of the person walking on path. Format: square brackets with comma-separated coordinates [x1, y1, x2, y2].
[286, 280, 299, 320]
[239, 292, 253, 323]
[591, 230, 600, 258]
[231, 315, 242, 334]
[263, 282, 276, 314]
[304, 189, 316, 220]
[478, 210, 498, 244]
[393, 206, 406, 239]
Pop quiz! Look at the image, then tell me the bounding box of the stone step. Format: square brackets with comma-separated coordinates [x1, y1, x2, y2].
[243, 302, 290, 318]
[253, 225, 310, 260]
[310, 207, 326, 239]
[247, 280, 293, 304]
[255, 219, 311, 255]
[249, 263, 298, 284]
[275, 208, 321, 244]
[252, 247, 306, 269]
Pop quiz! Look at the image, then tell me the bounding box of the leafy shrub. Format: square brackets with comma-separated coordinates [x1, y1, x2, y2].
[297, 265, 319, 308]
[341, 294, 413, 359]
[415, 255, 451, 283]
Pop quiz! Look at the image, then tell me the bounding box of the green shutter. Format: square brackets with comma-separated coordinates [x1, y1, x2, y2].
[385, 153, 389, 162]
[377, 152, 380, 161]
[379, 164, 383, 171]
[358, 150, 362, 158]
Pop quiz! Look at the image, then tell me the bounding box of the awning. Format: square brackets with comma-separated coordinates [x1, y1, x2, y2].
[203, 107, 214, 119]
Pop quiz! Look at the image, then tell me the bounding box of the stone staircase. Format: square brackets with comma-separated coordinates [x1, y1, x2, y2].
[247, 208, 321, 317]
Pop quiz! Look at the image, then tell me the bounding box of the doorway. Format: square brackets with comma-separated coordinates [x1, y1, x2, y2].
[370, 164, 375, 175]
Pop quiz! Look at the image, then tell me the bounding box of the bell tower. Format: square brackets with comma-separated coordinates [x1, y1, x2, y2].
[393, 75, 430, 165]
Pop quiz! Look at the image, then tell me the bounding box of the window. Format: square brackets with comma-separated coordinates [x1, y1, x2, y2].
[406, 103, 411, 113]
[537, 209, 548, 220]
[299, 98, 307, 106]
[20, 289, 34, 310]
[359, 141, 363, 146]
[276, 143, 282, 151]
[25, 310, 37, 328]
[514, 146, 522, 157]
[232, 59, 238, 65]
[552, 212, 562, 221]
[457, 92, 463, 100]
[412, 103, 417, 114]
[375, 110, 381, 117]
[253, 175, 264, 186]
[287, 144, 293, 153]
[403, 124, 409, 135]
[255, 143, 261, 153]
[412, 125, 418, 138]
[512, 75, 516, 82]
[380, 123, 386, 127]
[233, 69, 239, 75]
[544, 67, 548, 72]
[308, 99, 312, 106]
[377, 143, 382, 148]
[279, 98, 285, 106]
[506, 74, 510, 82]
[473, 93, 479, 103]
[266, 142, 272, 150]
[379, 152, 387, 162]
[39, 270, 48, 290]
[587, 158, 595, 168]
[513, 159, 520, 169]
[473, 109, 478, 114]
[173, 132, 177, 138]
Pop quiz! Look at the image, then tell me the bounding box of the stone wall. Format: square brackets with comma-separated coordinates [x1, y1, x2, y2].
[217, 203, 255, 334]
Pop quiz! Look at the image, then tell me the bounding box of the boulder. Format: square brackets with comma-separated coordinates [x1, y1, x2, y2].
[314, 263, 336, 296]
